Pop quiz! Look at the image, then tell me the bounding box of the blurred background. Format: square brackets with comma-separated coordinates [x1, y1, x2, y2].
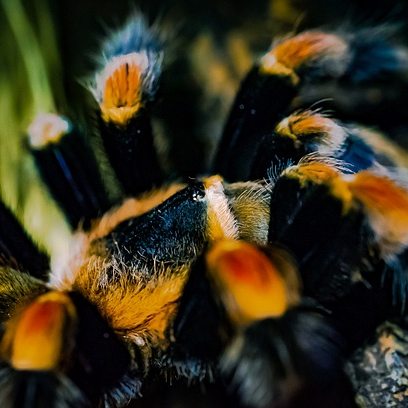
[1, 0, 408, 258]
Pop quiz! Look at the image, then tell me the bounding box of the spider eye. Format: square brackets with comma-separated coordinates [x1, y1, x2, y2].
[191, 184, 206, 201]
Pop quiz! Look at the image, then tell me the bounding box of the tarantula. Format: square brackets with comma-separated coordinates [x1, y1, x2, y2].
[1, 10, 408, 408]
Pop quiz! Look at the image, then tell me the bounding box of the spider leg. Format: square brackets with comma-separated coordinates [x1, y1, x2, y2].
[159, 250, 232, 383]
[191, 163, 408, 405]
[202, 239, 351, 408]
[90, 14, 164, 197]
[249, 110, 408, 180]
[0, 290, 136, 407]
[268, 161, 408, 317]
[214, 28, 408, 182]
[222, 308, 354, 408]
[296, 26, 408, 135]
[0, 198, 49, 280]
[0, 266, 47, 321]
[27, 113, 111, 230]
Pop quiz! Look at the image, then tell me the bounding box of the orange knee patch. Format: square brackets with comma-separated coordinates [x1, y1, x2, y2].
[276, 111, 343, 144]
[206, 240, 290, 326]
[286, 162, 353, 212]
[2, 291, 76, 371]
[286, 161, 340, 185]
[350, 172, 408, 252]
[100, 53, 145, 125]
[27, 113, 70, 149]
[261, 32, 347, 83]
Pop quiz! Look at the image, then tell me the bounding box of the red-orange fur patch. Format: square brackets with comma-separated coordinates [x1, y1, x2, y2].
[288, 161, 340, 184]
[349, 172, 408, 252]
[261, 32, 347, 83]
[272, 32, 347, 70]
[2, 292, 75, 371]
[207, 240, 289, 326]
[287, 162, 353, 212]
[101, 59, 143, 125]
[277, 111, 339, 141]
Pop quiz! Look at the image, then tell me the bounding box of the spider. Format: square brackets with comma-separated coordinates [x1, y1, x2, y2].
[0, 9, 408, 408]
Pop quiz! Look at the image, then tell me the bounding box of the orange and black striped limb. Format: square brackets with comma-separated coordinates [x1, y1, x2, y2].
[92, 16, 164, 197]
[267, 162, 407, 349]
[197, 240, 351, 408]
[28, 113, 111, 230]
[249, 111, 386, 180]
[214, 28, 408, 183]
[213, 31, 349, 182]
[0, 290, 133, 407]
